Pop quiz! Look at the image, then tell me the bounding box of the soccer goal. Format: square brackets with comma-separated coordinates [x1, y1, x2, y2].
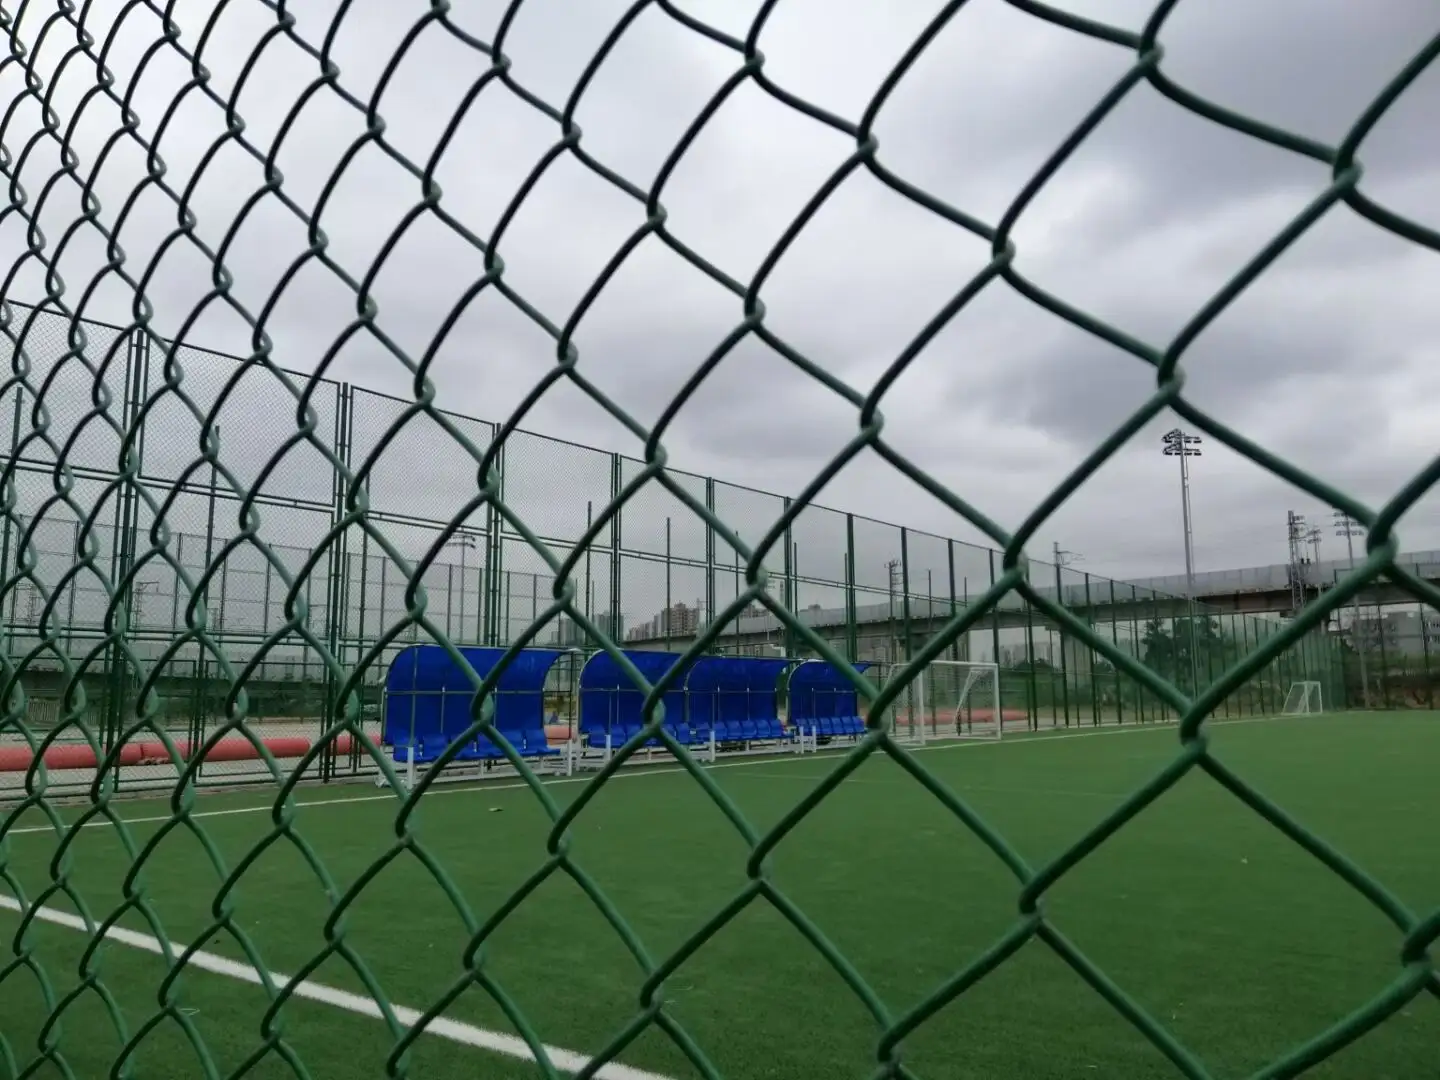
[887, 660, 1004, 742]
[1280, 680, 1324, 716]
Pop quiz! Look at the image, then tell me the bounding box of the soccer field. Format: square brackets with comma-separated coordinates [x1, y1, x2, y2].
[2, 712, 1436, 1080]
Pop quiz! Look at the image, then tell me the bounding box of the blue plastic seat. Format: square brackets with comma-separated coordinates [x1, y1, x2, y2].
[522, 727, 559, 757]
[420, 732, 450, 762]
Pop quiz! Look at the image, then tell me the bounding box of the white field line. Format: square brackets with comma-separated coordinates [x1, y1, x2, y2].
[0, 893, 675, 1080]
[1, 714, 1296, 839]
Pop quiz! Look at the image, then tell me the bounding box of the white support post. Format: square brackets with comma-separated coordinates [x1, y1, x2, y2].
[917, 670, 928, 746]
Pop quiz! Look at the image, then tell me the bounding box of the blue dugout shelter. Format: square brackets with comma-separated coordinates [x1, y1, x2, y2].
[685, 655, 788, 743]
[787, 659, 870, 737]
[383, 645, 562, 762]
[578, 650, 696, 747]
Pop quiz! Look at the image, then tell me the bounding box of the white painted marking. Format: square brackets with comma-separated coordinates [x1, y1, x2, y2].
[0, 894, 674, 1080]
[1, 712, 1298, 839]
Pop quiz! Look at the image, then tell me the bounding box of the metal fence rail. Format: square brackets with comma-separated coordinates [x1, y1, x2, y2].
[1, 3, 1436, 1079]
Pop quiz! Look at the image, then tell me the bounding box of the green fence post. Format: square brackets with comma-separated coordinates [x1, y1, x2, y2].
[1053, 557, 1070, 727]
[704, 478, 716, 636]
[608, 453, 622, 645]
[664, 517, 672, 653]
[1376, 605, 1391, 709]
[987, 549, 1002, 720]
[583, 500, 594, 644]
[1020, 561, 1039, 728]
[899, 528, 912, 663]
[321, 383, 352, 781]
[1422, 604, 1434, 710]
[845, 514, 858, 663]
[192, 422, 219, 781]
[946, 541, 958, 662]
[484, 437, 506, 644]
[899, 528, 914, 735]
[1084, 572, 1098, 726]
[782, 498, 795, 658]
[0, 383, 19, 665]
[1108, 578, 1121, 725]
[791, 540, 800, 657]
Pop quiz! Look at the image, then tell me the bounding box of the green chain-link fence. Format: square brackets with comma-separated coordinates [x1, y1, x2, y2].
[1, 2, 1437, 1077]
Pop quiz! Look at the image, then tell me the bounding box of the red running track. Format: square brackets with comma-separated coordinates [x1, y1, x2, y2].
[0, 734, 356, 773]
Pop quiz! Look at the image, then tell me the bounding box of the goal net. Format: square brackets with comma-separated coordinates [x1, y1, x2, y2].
[885, 660, 1004, 742]
[1280, 680, 1323, 715]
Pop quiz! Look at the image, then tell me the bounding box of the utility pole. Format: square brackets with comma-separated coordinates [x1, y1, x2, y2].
[1286, 511, 1310, 614]
[132, 580, 158, 629]
[1333, 510, 1370, 709]
[1161, 428, 1202, 694]
[1053, 541, 1082, 605]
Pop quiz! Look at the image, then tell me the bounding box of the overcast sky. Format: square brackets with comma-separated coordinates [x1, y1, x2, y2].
[3, 0, 1438, 626]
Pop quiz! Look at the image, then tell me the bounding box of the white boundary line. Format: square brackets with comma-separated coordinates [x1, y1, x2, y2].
[1, 713, 1301, 839]
[0, 893, 675, 1080]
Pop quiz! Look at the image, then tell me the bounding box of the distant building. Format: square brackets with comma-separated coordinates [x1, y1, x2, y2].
[1347, 609, 1440, 658]
[627, 601, 702, 641]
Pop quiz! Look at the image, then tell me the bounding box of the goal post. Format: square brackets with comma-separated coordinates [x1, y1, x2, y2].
[883, 660, 1004, 742]
[1280, 680, 1323, 716]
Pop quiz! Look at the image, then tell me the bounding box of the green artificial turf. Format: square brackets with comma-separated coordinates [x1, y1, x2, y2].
[2, 712, 1437, 1079]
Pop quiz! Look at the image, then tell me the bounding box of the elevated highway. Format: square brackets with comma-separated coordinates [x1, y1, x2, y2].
[623, 549, 1440, 654]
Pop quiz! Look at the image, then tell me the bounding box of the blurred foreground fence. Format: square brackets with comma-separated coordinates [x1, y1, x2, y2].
[3, 4, 1438, 1079]
[0, 303, 1357, 794]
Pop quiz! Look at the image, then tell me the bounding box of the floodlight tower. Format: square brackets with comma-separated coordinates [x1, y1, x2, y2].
[1333, 510, 1370, 708]
[1161, 428, 1201, 693]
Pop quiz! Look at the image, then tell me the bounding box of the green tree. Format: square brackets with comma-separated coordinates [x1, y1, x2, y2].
[1141, 615, 1229, 688]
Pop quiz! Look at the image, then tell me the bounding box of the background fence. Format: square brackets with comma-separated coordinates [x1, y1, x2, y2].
[0, 303, 1356, 794]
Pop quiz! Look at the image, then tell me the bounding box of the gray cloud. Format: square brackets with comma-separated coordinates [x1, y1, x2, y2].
[2, 0, 1437, 634]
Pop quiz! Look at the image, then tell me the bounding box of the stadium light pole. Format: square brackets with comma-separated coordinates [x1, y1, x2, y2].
[1333, 510, 1370, 709]
[1162, 428, 1202, 694]
[445, 532, 478, 642]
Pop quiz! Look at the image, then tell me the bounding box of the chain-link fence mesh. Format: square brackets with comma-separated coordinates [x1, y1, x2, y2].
[1, 2, 1437, 1077]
